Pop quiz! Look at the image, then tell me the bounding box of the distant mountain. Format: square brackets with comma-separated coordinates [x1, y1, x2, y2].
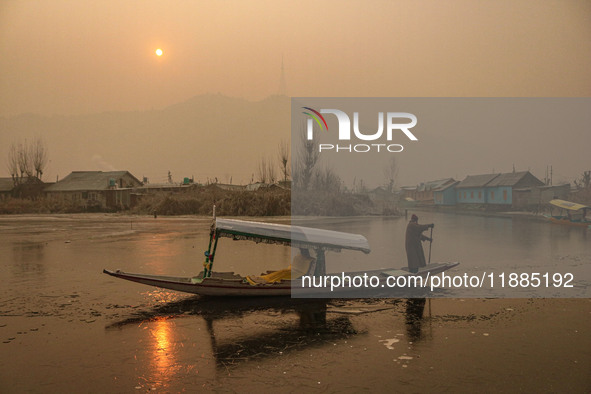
[0, 94, 291, 184]
[2, 96, 582, 188]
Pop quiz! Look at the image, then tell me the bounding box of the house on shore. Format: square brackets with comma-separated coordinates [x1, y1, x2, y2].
[433, 180, 460, 205]
[367, 186, 399, 214]
[513, 184, 571, 210]
[0, 176, 47, 200]
[215, 183, 247, 192]
[456, 171, 544, 207]
[402, 178, 456, 204]
[246, 182, 286, 191]
[485, 171, 545, 205]
[0, 178, 14, 200]
[136, 181, 197, 194]
[44, 171, 143, 210]
[455, 173, 499, 204]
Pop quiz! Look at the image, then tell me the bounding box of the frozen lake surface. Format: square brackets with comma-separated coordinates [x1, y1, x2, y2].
[0, 214, 589, 392]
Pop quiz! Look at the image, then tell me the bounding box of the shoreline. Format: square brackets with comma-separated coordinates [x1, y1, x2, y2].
[405, 204, 552, 222]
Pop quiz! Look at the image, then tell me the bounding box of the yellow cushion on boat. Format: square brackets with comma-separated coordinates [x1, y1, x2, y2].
[246, 268, 292, 285]
[244, 253, 314, 285]
[263, 268, 292, 282]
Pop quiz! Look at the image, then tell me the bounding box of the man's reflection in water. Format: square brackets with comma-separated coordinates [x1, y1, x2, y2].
[298, 302, 327, 331]
[405, 298, 426, 342]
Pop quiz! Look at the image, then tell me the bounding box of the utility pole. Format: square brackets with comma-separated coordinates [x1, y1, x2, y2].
[278, 55, 287, 96]
[544, 165, 548, 186]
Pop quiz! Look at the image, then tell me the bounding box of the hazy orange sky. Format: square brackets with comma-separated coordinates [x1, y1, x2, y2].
[1, 0, 590, 117]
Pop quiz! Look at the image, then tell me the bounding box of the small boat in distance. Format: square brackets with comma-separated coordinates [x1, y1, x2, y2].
[104, 218, 459, 297]
[546, 199, 591, 228]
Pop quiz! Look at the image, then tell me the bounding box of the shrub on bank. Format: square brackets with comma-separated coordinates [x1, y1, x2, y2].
[131, 187, 291, 216]
[0, 186, 383, 216]
[291, 190, 379, 216]
[0, 197, 87, 214]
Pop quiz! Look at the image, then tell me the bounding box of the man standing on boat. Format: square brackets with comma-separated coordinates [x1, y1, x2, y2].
[405, 214, 434, 273]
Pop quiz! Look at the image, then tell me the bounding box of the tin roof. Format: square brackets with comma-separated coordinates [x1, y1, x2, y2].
[456, 171, 544, 189]
[45, 171, 142, 192]
[433, 180, 460, 192]
[485, 171, 541, 187]
[428, 178, 455, 190]
[456, 173, 499, 188]
[415, 178, 456, 192]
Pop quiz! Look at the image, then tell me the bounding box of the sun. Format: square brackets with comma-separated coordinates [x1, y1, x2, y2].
[155, 48, 163, 57]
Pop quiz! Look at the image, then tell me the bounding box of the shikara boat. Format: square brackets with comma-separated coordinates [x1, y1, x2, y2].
[546, 199, 591, 228]
[103, 218, 459, 297]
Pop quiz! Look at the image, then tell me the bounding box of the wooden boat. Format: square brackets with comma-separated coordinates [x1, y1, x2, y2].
[546, 199, 591, 228]
[103, 218, 459, 296]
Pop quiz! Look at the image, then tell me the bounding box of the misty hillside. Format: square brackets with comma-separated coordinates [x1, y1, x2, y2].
[0, 94, 291, 184]
[2, 96, 585, 187]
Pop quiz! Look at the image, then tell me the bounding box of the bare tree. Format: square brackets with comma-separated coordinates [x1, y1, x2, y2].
[574, 170, 591, 190]
[7, 137, 48, 185]
[352, 177, 368, 194]
[383, 157, 398, 193]
[293, 123, 320, 191]
[312, 166, 342, 193]
[256, 156, 276, 184]
[278, 140, 290, 183]
[7, 142, 19, 185]
[17, 140, 33, 180]
[256, 157, 267, 183]
[266, 156, 277, 184]
[31, 137, 48, 180]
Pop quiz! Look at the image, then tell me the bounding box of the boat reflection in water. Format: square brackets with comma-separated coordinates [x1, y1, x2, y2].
[107, 297, 360, 371]
[206, 301, 359, 370]
[106, 296, 433, 389]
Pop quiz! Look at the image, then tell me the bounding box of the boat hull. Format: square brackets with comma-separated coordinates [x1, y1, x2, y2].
[548, 217, 591, 228]
[103, 261, 460, 297]
[103, 269, 292, 296]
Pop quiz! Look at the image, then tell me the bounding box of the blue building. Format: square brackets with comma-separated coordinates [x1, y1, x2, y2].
[403, 178, 456, 204]
[455, 173, 499, 204]
[455, 171, 544, 206]
[484, 171, 544, 205]
[434, 181, 460, 205]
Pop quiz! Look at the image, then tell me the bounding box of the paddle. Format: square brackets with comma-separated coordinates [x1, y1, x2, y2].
[428, 226, 433, 264]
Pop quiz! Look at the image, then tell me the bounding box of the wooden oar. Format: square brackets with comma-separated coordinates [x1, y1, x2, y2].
[428, 226, 433, 264]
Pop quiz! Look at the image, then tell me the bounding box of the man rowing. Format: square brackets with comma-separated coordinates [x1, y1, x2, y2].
[405, 214, 434, 273]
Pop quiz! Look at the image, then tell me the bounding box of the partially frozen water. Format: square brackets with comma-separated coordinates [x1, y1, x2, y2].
[0, 214, 589, 392]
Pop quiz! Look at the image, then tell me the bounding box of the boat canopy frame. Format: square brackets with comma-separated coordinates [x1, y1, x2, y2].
[202, 218, 371, 278]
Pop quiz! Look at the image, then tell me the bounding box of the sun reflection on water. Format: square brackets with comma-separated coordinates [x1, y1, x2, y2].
[148, 317, 178, 388]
